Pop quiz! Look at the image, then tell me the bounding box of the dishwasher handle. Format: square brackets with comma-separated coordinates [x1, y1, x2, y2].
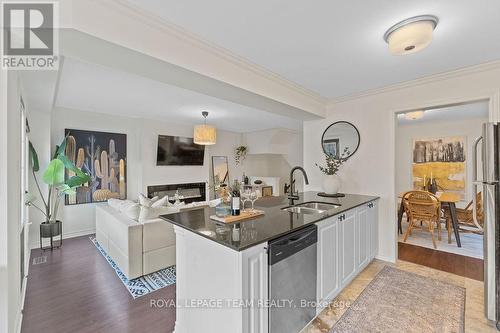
[269, 225, 317, 265]
[273, 228, 317, 247]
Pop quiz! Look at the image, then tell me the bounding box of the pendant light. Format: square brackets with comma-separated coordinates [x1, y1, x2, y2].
[384, 15, 438, 55]
[194, 111, 216, 145]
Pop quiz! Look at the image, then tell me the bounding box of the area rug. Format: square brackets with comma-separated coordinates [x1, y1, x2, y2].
[90, 236, 176, 299]
[330, 266, 465, 333]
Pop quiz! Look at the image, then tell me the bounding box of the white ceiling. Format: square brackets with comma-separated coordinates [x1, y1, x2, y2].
[127, 0, 500, 99]
[55, 57, 302, 133]
[397, 101, 489, 125]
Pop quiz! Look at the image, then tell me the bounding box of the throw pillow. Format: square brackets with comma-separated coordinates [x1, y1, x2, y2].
[151, 195, 169, 208]
[138, 194, 159, 207]
[122, 203, 141, 220]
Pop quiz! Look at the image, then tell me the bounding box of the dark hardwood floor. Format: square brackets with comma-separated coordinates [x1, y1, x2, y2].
[398, 242, 484, 281]
[22, 235, 176, 333]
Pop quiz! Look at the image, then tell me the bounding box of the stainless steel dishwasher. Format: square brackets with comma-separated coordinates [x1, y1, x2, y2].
[268, 224, 317, 333]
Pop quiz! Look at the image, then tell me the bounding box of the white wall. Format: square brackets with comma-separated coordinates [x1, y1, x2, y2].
[27, 110, 52, 249]
[396, 114, 487, 207]
[304, 62, 500, 262]
[240, 129, 304, 193]
[241, 154, 289, 191]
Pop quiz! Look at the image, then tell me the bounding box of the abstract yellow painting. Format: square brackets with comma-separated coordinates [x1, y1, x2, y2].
[412, 136, 466, 199]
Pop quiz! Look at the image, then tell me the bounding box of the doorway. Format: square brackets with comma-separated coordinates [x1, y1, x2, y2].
[394, 101, 487, 280]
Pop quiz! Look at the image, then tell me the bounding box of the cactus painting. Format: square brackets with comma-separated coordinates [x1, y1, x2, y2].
[64, 129, 127, 205]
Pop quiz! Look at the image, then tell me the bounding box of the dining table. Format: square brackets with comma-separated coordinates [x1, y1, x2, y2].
[397, 191, 462, 247]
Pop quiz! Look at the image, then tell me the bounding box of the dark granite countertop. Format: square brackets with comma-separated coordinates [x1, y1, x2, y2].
[159, 191, 379, 252]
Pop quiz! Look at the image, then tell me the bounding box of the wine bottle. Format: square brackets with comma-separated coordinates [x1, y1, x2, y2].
[231, 188, 241, 216]
[428, 178, 438, 194]
[232, 224, 241, 247]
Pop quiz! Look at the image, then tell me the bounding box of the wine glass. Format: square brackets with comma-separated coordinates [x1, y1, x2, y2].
[249, 190, 258, 213]
[241, 188, 251, 212]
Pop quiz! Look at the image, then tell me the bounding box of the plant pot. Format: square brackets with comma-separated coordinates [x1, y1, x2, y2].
[40, 220, 62, 238]
[323, 175, 341, 194]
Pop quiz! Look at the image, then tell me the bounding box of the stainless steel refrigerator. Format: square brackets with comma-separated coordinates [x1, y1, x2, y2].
[475, 123, 500, 329]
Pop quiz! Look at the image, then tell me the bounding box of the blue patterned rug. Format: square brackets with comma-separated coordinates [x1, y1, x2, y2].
[90, 236, 176, 299]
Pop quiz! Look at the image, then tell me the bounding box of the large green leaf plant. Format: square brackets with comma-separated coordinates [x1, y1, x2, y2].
[27, 136, 91, 223]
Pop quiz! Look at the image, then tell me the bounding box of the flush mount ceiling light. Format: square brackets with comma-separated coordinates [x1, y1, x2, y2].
[404, 110, 425, 120]
[194, 111, 217, 145]
[384, 15, 438, 55]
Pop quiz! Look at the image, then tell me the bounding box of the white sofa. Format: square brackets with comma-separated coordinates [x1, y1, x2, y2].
[95, 204, 176, 280]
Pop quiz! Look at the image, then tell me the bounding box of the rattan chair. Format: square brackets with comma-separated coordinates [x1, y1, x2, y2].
[402, 191, 442, 249]
[443, 192, 484, 243]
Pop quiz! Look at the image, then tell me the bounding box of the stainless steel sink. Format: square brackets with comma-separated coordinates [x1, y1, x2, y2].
[282, 202, 341, 215]
[282, 206, 326, 215]
[295, 202, 340, 210]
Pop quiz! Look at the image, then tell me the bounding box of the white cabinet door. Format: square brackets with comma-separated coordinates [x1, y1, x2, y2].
[368, 201, 379, 260]
[356, 205, 370, 270]
[316, 217, 339, 306]
[242, 244, 268, 333]
[340, 210, 357, 286]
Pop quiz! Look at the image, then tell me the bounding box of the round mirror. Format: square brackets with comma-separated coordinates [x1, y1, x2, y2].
[321, 121, 360, 159]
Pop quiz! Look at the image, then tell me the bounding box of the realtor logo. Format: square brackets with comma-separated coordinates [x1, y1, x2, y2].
[1, 1, 59, 70]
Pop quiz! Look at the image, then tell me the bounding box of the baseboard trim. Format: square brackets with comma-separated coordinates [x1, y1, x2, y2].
[17, 273, 28, 333]
[15, 277, 25, 333]
[29, 228, 96, 249]
[375, 254, 396, 263]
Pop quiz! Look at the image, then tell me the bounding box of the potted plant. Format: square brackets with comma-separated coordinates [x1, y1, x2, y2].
[315, 147, 350, 194]
[27, 136, 91, 248]
[235, 145, 248, 165]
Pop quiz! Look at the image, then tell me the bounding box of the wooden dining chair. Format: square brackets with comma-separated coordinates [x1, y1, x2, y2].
[443, 192, 484, 243]
[403, 191, 442, 249]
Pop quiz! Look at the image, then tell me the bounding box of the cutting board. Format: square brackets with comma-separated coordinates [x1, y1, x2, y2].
[210, 210, 264, 224]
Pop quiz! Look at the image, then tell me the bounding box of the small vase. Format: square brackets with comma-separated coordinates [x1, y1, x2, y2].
[215, 202, 231, 218]
[323, 175, 341, 194]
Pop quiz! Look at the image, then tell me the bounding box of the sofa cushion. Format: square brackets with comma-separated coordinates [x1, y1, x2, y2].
[108, 198, 136, 212]
[117, 199, 137, 211]
[142, 219, 176, 252]
[143, 244, 175, 275]
[95, 205, 143, 279]
[139, 206, 178, 222]
[123, 203, 141, 221]
[108, 198, 123, 211]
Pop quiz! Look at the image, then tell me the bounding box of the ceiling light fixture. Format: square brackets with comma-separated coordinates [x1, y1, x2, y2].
[194, 111, 216, 145]
[384, 15, 438, 55]
[404, 110, 425, 120]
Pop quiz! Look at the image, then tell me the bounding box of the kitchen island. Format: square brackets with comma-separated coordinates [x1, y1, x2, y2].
[160, 191, 379, 333]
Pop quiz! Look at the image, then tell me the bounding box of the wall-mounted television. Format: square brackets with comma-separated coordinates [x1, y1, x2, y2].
[156, 135, 205, 166]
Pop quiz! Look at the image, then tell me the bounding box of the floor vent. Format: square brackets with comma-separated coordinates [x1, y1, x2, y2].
[32, 256, 47, 265]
